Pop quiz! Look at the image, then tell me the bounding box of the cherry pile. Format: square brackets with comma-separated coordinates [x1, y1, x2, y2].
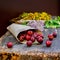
[6, 30, 57, 48]
[18, 30, 44, 47]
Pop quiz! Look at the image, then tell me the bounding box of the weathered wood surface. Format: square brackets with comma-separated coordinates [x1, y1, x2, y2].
[0, 28, 60, 60]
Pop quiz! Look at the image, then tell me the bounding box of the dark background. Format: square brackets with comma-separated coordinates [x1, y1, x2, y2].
[0, 0, 60, 36]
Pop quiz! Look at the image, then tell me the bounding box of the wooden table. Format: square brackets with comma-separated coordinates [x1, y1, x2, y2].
[0, 29, 60, 60]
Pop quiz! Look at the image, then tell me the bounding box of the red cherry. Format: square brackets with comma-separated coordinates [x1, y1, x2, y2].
[27, 30, 33, 35]
[37, 37, 43, 44]
[40, 34, 44, 38]
[27, 41, 32, 47]
[19, 36, 24, 42]
[7, 42, 13, 48]
[48, 34, 54, 40]
[46, 40, 52, 47]
[53, 32, 57, 38]
[33, 32, 38, 38]
[26, 35, 31, 41]
[37, 35, 44, 39]
[22, 34, 26, 38]
[36, 36, 40, 39]
[37, 33, 44, 38]
[31, 37, 35, 42]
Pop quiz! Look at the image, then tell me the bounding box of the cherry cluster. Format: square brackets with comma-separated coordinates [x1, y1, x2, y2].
[46, 32, 57, 47]
[19, 30, 44, 47]
[6, 30, 57, 48]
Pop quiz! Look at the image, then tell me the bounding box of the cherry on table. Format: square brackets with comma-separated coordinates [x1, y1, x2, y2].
[46, 40, 52, 47]
[37, 37, 43, 44]
[7, 42, 13, 48]
[26, 41, 32, 47]
[48, 34, 54, 41]
[53, 32, 57, 38]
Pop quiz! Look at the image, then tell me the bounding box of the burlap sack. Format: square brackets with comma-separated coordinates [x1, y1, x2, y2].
[7, 23, 36, 43]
